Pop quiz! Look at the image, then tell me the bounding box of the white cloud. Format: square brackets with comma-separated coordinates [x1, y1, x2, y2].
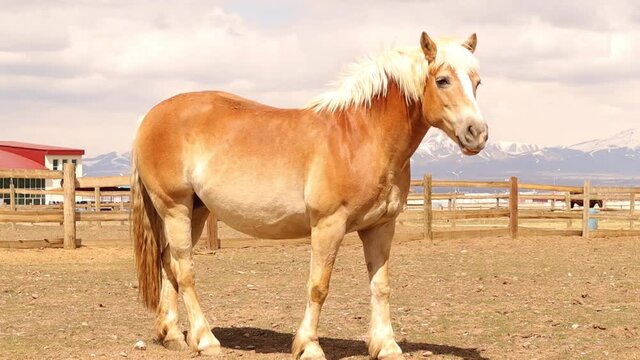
[1, 0, 639, 155]
[0, 7, 70, 52]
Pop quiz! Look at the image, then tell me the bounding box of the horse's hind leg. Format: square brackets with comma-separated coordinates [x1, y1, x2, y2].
[155, 206, 210, 350]
[163, 202, 220, 355]
[359, 221, 403, 359]
[156, 248, 187, 350]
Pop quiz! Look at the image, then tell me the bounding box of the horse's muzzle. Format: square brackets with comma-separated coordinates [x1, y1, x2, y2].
[458, 121, 488, 155]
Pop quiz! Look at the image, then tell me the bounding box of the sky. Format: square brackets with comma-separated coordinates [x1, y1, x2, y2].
[1, 0, 639, 156]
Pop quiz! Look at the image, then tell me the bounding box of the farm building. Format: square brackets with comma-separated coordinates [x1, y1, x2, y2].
[0, 141, 84, 205]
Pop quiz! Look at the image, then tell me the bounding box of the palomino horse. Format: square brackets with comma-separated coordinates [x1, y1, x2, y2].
[132, 32, 488, 359]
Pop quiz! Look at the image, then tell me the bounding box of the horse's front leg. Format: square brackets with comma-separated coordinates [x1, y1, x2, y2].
[359, 221, 404, 359]
[292, 212, 346, 360]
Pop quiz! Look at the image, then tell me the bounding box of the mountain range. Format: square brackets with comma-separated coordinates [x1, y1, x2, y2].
[84, 129, 640, 186]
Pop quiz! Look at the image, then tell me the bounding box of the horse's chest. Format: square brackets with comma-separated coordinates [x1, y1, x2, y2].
[350, 182, 404, 231]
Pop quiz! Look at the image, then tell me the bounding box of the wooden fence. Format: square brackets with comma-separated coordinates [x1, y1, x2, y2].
[1, 167, 638, 249]
[406, 174, 640, 241]
[1, 165, 118, 248]
[0, 165, 221, 250]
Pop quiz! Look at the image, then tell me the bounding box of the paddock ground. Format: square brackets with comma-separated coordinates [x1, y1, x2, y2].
[1, 224, 639, 359]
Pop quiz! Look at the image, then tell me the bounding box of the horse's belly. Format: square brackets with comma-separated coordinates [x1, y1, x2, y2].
[199, 186, 311, 239]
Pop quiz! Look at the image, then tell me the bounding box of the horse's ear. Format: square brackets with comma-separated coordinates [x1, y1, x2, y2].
[462, 33, 477, 53]
[420, 32, 437, 63]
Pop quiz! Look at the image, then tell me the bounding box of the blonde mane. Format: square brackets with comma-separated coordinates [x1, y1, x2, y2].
[307, 39, 479, 113]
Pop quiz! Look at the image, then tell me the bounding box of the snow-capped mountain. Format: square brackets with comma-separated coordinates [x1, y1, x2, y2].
[495, 141, 543, 155]
[83, 152, 131, 176]
[414, 131, 544, 162]
[569, 128, 640, 152]
[83, 129, 640, 186]
[411, 128, 640, 186]
[414, 131, 460, 159]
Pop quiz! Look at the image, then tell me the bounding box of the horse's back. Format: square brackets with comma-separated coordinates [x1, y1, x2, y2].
[143, 91, 279, 124]
[135, 90, 308, 173]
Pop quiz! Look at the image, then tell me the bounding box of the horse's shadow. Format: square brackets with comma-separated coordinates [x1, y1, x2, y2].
[213, 327, 490, 360]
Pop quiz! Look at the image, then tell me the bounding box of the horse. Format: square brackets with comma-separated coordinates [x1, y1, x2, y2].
[131, 31, 488, 359]
[569, 192, 603, 209]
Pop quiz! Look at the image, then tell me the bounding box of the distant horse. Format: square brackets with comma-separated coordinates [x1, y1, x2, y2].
[131, 32, 488, 359]
[570, 195, 603, 209]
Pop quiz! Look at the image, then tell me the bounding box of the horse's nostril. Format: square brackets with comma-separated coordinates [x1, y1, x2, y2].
[467, 125, 475, 136]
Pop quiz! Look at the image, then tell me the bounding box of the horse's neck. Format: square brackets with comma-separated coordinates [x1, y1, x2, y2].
[356, 84, 429, 171]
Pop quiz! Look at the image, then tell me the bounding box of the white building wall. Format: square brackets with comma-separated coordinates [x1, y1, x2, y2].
[44, 154, 83, 204]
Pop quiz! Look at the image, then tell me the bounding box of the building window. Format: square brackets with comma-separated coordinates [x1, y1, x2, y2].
[0, 178, 47, 206]
[52, 159, 59, 170]
[62, 159, 67, 164]
[0, 178, 9, 204]
[71, 159, 77, 165]
[4, 177, 46, 206]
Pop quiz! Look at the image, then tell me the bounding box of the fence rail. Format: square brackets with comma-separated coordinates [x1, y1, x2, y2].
[0, 165, 222, 250]
[1, 168, 639, 249]
[407, 175, 640, 241]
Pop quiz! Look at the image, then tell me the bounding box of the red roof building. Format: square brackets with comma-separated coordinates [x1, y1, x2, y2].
[0, 141, 84, 169]
[0, 150, 47, 170]
[0, 142, 85, 206]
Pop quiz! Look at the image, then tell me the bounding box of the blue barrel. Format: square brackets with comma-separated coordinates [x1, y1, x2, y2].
[588, 208, 599, 230]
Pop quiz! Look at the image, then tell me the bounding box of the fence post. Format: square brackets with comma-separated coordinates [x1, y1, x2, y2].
[207, 213, 220, 250]
[451, 194, 457, 228]
[582, 180, 591, 239]
[63, 163, 77, 249]
[9, 182, 16, 211]
[630, 193, 636, 230]
[509, 176, 518, 239]
[565, 192, 572, 228]
[423, 174, 433, 242]
[94, 187, 101, 227]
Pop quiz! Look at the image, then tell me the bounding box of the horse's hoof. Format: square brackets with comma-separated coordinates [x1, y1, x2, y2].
[297, 343, 326, 360]
[297, 344, 326, 360]
[292, 331, 326, 360]
[163, 338, 188, 351]
[370, 339, 404, 360]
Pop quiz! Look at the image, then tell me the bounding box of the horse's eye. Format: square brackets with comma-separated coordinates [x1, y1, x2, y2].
[435, 76, 451, 88]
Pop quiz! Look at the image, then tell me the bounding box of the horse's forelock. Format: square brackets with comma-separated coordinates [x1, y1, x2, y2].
[432, 40, 479, 75]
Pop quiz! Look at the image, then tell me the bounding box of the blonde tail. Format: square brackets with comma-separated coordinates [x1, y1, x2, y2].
[131, 157, 164, 311]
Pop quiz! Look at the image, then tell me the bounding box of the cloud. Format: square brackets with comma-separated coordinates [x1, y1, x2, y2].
[1, 0, 639, 155]
[479, 77, 640, 146]
[0, 4, 74, 52]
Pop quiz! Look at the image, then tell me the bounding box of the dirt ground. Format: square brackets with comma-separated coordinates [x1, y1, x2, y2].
[1, 224, 639, 360]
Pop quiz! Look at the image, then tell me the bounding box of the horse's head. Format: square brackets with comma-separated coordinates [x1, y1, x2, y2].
[420, 32, 488, 156]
